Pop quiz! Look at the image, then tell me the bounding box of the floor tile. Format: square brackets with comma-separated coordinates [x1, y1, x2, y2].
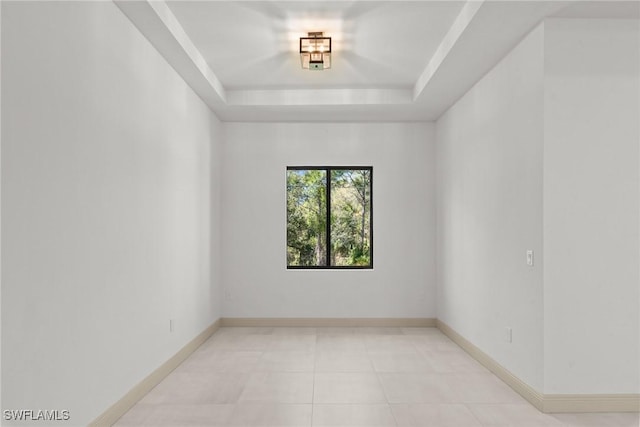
[391, 403, 482, 427]
[315, 352, 374, 373]
[226, 403, 312, 426]
[369, 352, 435, 373]
[379, 373, 459, 404]
[316, 335, 367, 352]
[420, 350, 489, 374]
[139, 372, 249, 404]
[314, 373, 387, 404]
[255, 350, 315, 372]
[313, 404, 397, 426]
[431, 340, 465, 353]
[175, 349, 262, 373]
[113, 403, 151, 426]
[445, 373, 525, 404]
[412, 336, 467, 354]
[116, 326, 638, 427]
[468, 403, 564, 426]
[364, 336, 418, 354]
[114, 403, 234, 426]
[239, 372, 314, 403]
[270, 334, 317, 351]
[208, 333, 273, 351]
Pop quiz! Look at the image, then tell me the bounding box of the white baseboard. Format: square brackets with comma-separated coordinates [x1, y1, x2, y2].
[436, 320, 640, 413]
[89, 319, 221, 427]
[542, 394, 640, 413]
[221, 317, 437, 328]
[436, 319, 546, 411]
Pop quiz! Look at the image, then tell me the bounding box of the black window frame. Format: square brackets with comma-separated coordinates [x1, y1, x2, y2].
[286, 166, 373, 270]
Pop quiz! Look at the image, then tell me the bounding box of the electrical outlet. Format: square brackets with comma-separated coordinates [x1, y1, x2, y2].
[526, 250, 534, 266]
[504, 327, 512, 343]
[224, 288, 233, 301]
[169, 319, 175, 333]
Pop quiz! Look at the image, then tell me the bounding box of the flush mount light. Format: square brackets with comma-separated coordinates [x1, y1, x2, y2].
[300, 32, 331, 70]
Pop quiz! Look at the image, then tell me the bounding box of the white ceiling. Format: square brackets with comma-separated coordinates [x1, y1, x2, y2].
[166, 1, 466, 89]
[115, 0, 639, 122]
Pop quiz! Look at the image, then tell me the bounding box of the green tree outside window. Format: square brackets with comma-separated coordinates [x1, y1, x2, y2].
[287, 167, 372, 269]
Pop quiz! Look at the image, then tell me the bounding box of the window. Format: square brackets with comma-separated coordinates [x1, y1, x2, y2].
[287, 166, 372, 269]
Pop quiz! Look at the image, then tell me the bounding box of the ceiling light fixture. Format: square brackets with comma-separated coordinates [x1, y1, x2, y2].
[300, 32, 331, 70]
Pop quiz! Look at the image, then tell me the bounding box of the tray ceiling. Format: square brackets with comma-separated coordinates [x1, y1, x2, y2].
[115, 1, 639, 122]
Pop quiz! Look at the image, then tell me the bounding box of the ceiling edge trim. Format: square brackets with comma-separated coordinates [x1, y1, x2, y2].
[113, 0, 226, 106]
[227, 88, 413, 106]
[146, 1, 226, 102]
[413, 0, 485, 101]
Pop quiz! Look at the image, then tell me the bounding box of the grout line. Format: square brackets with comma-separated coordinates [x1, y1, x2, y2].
[463, 403, 486, 427]
[368, 337, 395, 423]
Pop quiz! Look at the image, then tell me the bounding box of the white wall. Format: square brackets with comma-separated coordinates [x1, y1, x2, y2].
[543, 18, 639, 394]
[211, 118, 224, 325]
[1, 2, 222, 424]
[0, 1, 3, 411]
[437, 18, 640, 396]
[222, 122, 436, 318]
[436, 25, 545, 390]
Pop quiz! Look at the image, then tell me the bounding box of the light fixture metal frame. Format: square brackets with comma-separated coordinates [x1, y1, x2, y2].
[300, 32, 332, 70]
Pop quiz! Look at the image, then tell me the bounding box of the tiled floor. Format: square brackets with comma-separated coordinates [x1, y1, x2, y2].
[115, 327, 639, 426]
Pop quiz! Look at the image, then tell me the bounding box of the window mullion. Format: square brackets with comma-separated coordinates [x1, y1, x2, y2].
[326, 168, 332, 267]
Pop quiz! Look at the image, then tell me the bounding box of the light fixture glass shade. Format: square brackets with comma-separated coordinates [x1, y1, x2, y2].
[300, 32, 331, 70]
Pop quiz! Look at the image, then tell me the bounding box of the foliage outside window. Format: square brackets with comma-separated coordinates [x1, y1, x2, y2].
[287, 167, 372, 269]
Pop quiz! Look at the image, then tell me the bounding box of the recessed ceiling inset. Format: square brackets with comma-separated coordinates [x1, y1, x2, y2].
[300, 32, 331, 70]
[121, 1, 630, 121]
